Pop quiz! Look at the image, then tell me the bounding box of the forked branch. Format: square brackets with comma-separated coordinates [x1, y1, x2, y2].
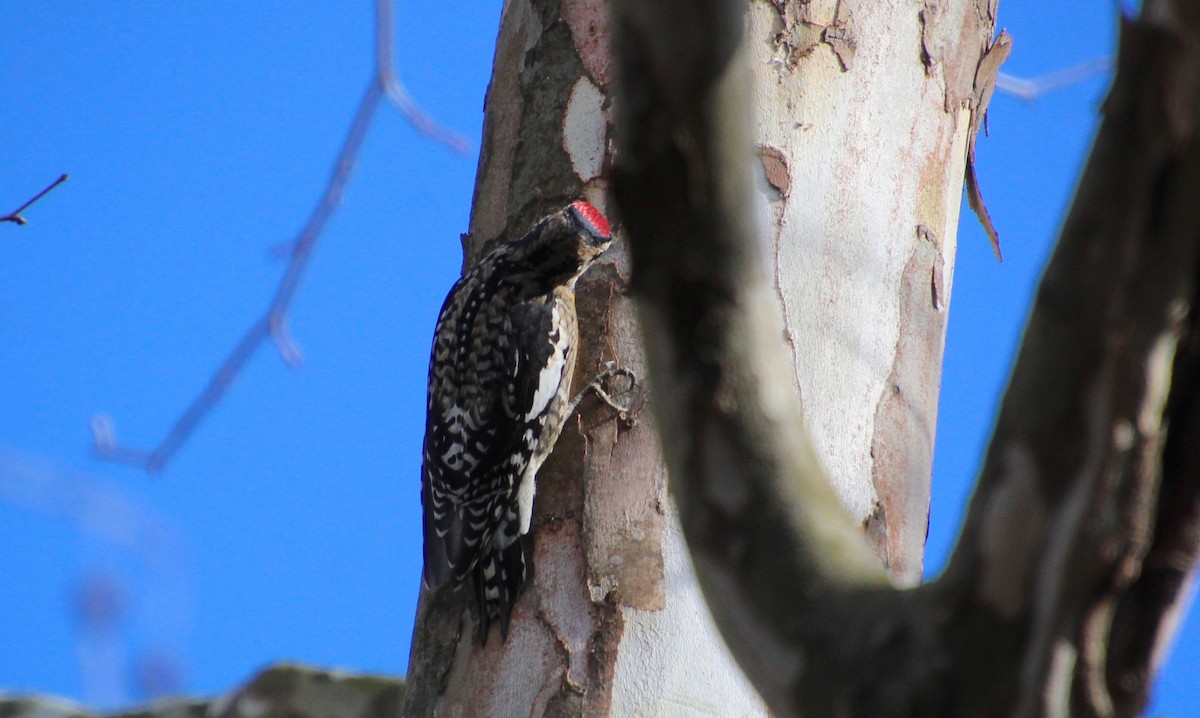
[94, 0, 465, 471]
[612, 0, 1200, 715]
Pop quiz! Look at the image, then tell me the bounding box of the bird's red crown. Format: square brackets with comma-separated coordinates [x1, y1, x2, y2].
[569, 200, 611, 239]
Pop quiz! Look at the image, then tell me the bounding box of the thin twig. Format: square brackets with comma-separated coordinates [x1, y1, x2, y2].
[95, 1, 467, 471]
[376, 0, 470, 153]
[0, 449, 192, 702]
[996, 58, 1112, 101]
[1, 174, 69, 225]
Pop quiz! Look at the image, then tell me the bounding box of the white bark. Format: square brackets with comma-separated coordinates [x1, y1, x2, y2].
[613, 0, 1200, 714]
[405, 0, 997, 712]
[747, 0, 995, 584]
[404, 0, 772, 713]
[610, 504, 763, 716]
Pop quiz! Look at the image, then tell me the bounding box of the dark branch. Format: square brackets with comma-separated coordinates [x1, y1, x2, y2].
[613, 0, 1200, 715]
[94, 0, 466, 471]
[943, 8, 1200, 717]
[1, 174, 69, 226]
[610, 0, 891, 713]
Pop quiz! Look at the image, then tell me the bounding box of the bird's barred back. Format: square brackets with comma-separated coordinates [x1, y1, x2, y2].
[419, 201, 612, 643]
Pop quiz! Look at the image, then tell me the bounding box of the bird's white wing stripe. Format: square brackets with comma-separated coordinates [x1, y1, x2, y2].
[525, 358, 565, 422]
[524, 307, 569, 422]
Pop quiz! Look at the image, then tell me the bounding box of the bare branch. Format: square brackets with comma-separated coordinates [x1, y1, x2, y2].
[0, 449, 193, 701]
[943, 9, 1200, 716]
[95, 1, 466, 471]
[614, 0, 1200, 715]
[611, 1, 891, 712]
[375, 0, 469, 154]
[996, 58, 1113, 101]
[1106, 291, 1200, 714]
[1, 174, 69, 226]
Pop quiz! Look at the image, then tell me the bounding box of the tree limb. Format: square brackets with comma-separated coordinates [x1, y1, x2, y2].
[942, 7, 1200, 715]
[613, 0, 1200, 715]
[93, 0, 465, 471]
[1, 174, 69, 226]
[610, 0, 892, 713]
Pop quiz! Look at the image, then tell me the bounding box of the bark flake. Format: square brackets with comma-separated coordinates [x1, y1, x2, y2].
[767, 0, 856, 73]
[964, 30, 1012, 261]
[757, 144, 791, 199]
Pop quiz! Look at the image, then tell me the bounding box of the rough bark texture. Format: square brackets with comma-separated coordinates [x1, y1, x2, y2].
[404, 0, 991, 713]
[402, 0, 764, 714]
[10, 2, 1197, 718]
[0, 666, 405, 718]
[612, 0, 1200, 715]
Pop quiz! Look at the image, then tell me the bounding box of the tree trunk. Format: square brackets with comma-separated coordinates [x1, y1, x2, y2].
[743, 0, 999, 584]
[611, 0, 1200, 716]
[403, 0, 994, 714]
[403, 0, 764, 713]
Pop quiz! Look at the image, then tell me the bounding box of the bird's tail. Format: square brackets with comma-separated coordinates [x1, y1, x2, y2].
[473, 539, 527, 644]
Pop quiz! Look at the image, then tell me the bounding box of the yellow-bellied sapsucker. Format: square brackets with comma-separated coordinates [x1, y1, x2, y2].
[421, 201, 613, 642]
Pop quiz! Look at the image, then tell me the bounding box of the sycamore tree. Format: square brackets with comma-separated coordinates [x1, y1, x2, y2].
[401, 0, 1200, 716]
[6, 2, 1191, 717]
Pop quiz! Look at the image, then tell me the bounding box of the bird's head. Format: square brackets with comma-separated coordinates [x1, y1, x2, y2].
[501, 201, 613, 292]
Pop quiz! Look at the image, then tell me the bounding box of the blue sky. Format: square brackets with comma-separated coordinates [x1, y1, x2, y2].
[1, 2, 1194, 716]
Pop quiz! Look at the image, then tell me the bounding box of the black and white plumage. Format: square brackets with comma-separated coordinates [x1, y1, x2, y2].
[421, 201, 613, 642]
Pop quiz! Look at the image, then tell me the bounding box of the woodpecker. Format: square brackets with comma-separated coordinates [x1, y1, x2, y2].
[421, 200, 613, 642]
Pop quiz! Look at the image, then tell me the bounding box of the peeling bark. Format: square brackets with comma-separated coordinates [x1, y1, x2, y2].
[943, 11, 1200, 715]
[868, 227, 946, 582]
[750, 0, 987, 583]
[964, 30, 1012, 260]
[403, 0, 763, 714]
[411, 0, 1001, 711]
[769, 0, 857, 72]
[612, 0, 1200, 715]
